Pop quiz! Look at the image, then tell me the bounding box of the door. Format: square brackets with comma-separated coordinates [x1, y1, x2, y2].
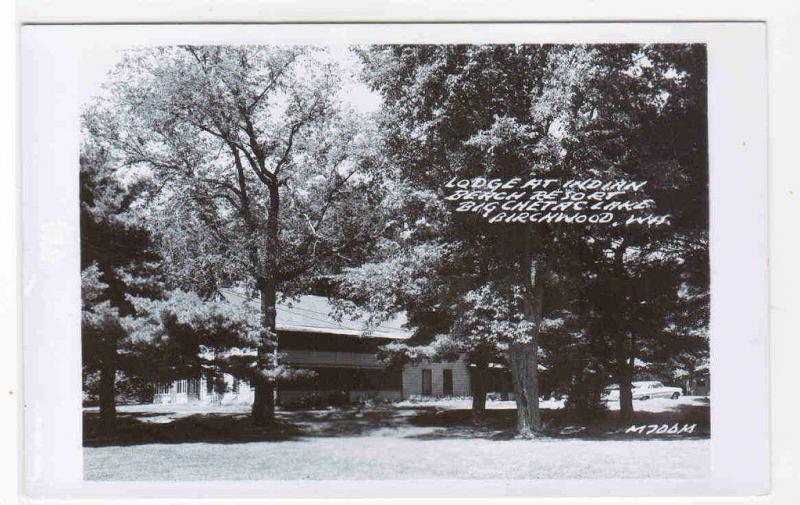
[442, 369, 453, 396]
[187, 379, 201, 400]
[422, 369, 432, 395]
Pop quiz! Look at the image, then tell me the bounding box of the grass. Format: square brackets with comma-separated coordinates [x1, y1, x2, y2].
[83, 398, 710, 481]
[86, 436, 709, 481]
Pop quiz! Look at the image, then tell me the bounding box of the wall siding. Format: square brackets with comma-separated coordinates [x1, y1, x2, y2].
[402, 358, 471, 398]
[278, 389, 402, 405]
[281, 349, 384, 369]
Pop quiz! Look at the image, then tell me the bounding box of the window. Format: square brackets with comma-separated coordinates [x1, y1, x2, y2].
[188, 379, 200, 398]
[176, 380, 186, 394]
[155, 384, 170, 395]
[443, 369, 453, 396]
[232, 378, 240, 393]
[206, 376, 214, 394]
[421, 369, 432, 395]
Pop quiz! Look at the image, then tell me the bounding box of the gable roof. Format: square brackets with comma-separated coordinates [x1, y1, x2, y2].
[218, 288, 412, 340]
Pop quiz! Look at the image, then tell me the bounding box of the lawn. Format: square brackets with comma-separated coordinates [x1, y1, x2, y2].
[84, 397, 710, 481]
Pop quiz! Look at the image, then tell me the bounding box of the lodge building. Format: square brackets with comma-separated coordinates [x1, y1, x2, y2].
[152, 290, 476, 406]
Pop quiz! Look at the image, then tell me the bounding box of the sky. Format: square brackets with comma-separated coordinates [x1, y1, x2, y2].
[79, 45, 382, 114]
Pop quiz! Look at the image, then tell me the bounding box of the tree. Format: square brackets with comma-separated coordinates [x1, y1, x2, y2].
[87, 46, 390, 425]
[81, 263, 124, 430]
[353, 43, 709, 434]
[80, 142, 162, 431]
[547, 44, 709, 420]
[541, 244, 709, 420]
[352, 44, 589, 435]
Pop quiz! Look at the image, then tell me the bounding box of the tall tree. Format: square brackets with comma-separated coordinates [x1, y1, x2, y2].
[554, 45, 709, 420]
[87, 46, 390, 424]
[80, 142, 162, 431]
[352, 44, 708, 433]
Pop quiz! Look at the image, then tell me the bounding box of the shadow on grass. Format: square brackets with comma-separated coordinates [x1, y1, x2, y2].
[84, 404, 415, 447]
[285, 406, 411, 437]
[403, 403, 710, 441]
[84, 401, 709, 447]
[84, 412, 303, 447]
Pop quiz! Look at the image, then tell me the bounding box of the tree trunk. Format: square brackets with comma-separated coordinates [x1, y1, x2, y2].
[509, 341, 541, 436]
[251, 374, 275, 425]
[252, 281, 278, 425]
[470, 361, 488, 423]
[98, 345, 117, 433]
[509, 252, 547, 438]
[610, 245, 634, 423]
[251, 182, 280, 426]
[615, 333, 634, 422]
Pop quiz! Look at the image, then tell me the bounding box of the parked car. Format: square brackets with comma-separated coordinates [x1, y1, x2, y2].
[602, 381, 682, 401]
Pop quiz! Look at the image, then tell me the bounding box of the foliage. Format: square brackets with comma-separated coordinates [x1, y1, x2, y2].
[124, 288, 314, 385]
[80, 139, 165, 428]
[81, 262, 126, 371]
[344, 44, 710, 424]
[83, 370, 155, 405]
[85, 46, 396, 422]
[79, 44, 709, 427]
[86, 46, 390, 297]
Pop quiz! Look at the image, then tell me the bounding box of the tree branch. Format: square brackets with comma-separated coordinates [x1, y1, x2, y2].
[273, 121, 304, 176]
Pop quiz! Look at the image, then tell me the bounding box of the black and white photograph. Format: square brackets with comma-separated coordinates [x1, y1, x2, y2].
[78, 41, 711, 481]
[20, 22, 771, 500]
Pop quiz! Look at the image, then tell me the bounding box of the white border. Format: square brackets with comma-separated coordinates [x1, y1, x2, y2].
[20, 22, 768, 500]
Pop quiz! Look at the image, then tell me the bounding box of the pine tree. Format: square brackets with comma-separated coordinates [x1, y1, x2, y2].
[80, 142, 163, 432]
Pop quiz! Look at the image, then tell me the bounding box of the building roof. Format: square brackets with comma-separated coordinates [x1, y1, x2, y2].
[219, 288, 412, 340]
